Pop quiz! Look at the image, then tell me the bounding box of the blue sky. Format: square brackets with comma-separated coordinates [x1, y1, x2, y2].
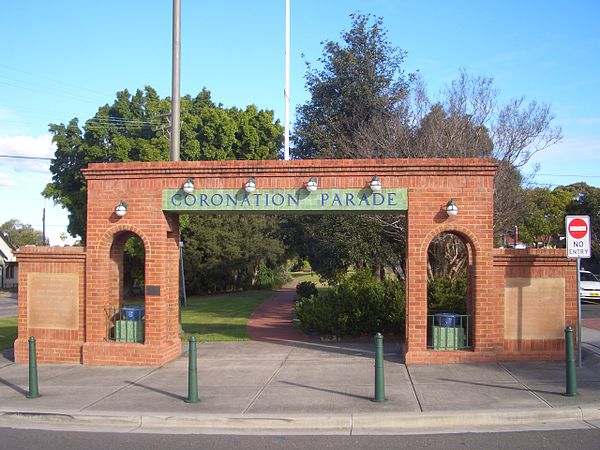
[1, 0, 599, 244]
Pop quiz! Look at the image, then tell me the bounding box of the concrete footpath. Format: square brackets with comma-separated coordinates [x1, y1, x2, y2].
[1, 338, 600, 435]
[1, 286, 600, 435]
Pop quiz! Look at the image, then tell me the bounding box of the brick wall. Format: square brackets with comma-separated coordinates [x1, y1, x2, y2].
[494, 248, 577, 361]
[16, 158, 577, 365]
[15, 246, 86, 363]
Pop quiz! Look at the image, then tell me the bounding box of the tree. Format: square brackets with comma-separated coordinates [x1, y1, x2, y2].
[290, 14, 562, 281]
[44, 87, 283, 242]
[563, 182, 600, 262]
[293, 13, 412, 160]
[0, 219, 45, 248]
[518, 187, 572, 247]
[182, 215, 289, 293]
[43, 86, 285, 294]
[282, 215, 403, 284]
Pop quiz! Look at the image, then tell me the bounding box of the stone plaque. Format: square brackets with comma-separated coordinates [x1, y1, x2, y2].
[145, 285, 160, 296]
[504, 278, 565, 340]
[27, 272, 79, 330]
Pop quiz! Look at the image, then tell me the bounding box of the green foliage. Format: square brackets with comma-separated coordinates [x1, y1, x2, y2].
[0, 219, 45, 248]
[294, 13, 411, 159]
[123, 235, 145, 297]
[44, 87, 283, 242]
[181, 291, 271, 341]
[182, 215, 290, 294]
[290, 258, 311, 272]
[296, 281, 318, 299]
[283, 215, 402, 284]
[563, 182, 600, 262]
[519, 187, 572, 246]
[295, 269, 405, 337]
[427, 276, 467, 314]
[254, 263, 290, 290]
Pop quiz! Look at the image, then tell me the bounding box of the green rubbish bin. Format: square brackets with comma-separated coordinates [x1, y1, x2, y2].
[114, 306, 144, 343]
[115, 319, 144, 343]
[432, 313, 464, 350]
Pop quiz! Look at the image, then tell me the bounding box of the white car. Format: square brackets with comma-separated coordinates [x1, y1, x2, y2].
[580, 270, 600, 301]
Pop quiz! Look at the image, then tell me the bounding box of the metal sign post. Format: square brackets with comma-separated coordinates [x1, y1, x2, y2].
[565, 215, 591, 368]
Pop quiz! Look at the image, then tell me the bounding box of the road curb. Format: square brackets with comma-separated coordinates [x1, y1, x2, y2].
[1, 406, 599, 435]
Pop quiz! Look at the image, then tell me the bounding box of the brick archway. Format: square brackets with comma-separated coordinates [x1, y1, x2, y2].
[15, 158, 578, 365]
[414, 227, 481, 360]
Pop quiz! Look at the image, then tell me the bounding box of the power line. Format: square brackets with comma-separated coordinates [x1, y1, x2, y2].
[526, 172, 600, 179]
[0, 154, 52, 161]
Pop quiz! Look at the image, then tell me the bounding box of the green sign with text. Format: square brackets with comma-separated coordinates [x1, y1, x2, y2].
[162, 188, 408, 214]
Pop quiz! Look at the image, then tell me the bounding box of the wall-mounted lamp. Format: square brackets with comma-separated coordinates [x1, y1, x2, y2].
[370, 176, 382, 191]
[182, 178, 195, 194]
[245, 177, 256, 193]
[115, 200, 128, 217]
[446, 199, 458, 216]
[306, 177, 318, 192]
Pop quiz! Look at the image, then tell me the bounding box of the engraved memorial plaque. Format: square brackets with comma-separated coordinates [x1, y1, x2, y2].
[27, 272, 79, 330]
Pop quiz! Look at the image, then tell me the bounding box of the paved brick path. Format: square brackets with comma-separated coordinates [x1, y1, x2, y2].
[247, 285, 309, 342]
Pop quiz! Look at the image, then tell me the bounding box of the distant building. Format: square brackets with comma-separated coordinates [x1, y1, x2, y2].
[0, 234, 18, 289]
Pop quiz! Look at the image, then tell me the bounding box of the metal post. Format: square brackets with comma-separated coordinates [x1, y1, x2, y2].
[27, 337, 40, 399]
[185, 336, 199, 403]
[565, 326, 577, 397]
[180, 241, 187, 307]
[373, 332, 386, 402]
[576, 258, 582, 368]
[170, 0, 181, 161]
[283, 0, 290, 160]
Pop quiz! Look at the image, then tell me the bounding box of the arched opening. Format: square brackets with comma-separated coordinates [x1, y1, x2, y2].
[107, 231, 146, 343]
[426, 232, 474, 350]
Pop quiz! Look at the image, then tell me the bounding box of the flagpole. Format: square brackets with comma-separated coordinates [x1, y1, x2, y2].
[170, 0, 181, 161]
[284, 0, 290, 160]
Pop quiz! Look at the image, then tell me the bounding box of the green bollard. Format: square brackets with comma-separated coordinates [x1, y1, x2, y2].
[27, 336, 40, 399]
[564, 326, 577, 397]
[185, 336, 199, 403]
[373, 332, 386, 402]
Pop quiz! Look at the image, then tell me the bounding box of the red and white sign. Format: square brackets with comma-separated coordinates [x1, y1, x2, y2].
[566, 215, 591, 258]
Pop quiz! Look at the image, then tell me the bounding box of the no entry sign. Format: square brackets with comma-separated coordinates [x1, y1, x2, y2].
[566, 215, 591, 258]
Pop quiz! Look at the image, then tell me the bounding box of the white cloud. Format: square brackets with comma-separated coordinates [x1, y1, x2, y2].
[0, 134, 56, 175]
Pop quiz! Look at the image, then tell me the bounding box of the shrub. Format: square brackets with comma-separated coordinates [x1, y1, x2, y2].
[296, 281, 318, 299]
[427, 275, 467, 313]
[254, 263, 290, 290]
[295, 269, 405, 337]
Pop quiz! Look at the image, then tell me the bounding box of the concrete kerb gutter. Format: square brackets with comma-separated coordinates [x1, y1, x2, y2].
[1, 407, 599, 435]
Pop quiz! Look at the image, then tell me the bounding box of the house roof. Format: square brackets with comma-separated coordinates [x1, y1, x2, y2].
[0, 234, 16, 263]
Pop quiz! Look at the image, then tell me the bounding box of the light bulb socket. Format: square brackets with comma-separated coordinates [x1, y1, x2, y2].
[370, 176, 382, 191]
[182, 178, 195, 194]
[115, 200, 128, 217]
[446, 199, 458, 216]
[245, 177, 256, 193]
[306, 177, 318, 192]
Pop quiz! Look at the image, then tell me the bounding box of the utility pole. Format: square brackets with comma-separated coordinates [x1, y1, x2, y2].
[42, 207, 46, 245]
[170, 0, 181, 161]
[284, 0, 290, 160]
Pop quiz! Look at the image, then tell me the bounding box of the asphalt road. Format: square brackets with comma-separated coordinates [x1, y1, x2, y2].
[582, 302, 600, 319]
[0, 428, 599, 450]
[0, 291, 16, 318]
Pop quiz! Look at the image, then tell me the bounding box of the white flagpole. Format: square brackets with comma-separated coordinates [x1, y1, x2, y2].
[284, 0, 290, 160]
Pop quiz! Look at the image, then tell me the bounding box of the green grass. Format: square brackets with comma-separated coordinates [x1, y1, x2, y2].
[0, 290, 273, 349]
[181, 290, 272, 342]
[0, 316, 17, 351]
[289, 271, 328, 287]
